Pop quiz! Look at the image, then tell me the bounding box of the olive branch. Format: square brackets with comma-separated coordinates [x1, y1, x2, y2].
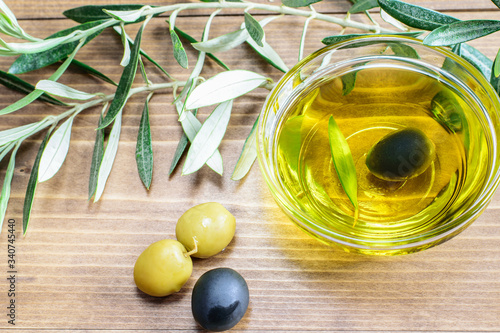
[0, 0, 499, 235]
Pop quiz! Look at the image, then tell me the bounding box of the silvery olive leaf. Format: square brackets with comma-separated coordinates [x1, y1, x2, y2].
[185, 70, 268, 109]
[231, 116, 259, 181]
[104, 6, 151, 23]
[0, 142, 20, 231]
[38, 116, 75, 183]
[192, 28, 249, 53]
[182, 100, 233, 175]
[35, 80, 101, 101]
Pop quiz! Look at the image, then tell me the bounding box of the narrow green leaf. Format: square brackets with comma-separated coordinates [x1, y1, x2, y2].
[35, 80, 100, 100]
[192, 28, 248, 53]
[94, 111, 123, 202]
[70, 59, 118, 86]
[349, 0, 379, 13]
[174, 101, 223, 175]
[63, 5, 148, 23]
[493, 49, 500, 78]
[231, 116, 259, 180]
[388, 42, 420, 59]
[136, 96, 153, 189]
[378, 0, 459, 31]
[0, 142, 20, 231]
[182, 100, 233, 175]
[492, 0, 500, 9]
[169, 108, 198, 175]
[328, 116, 358, 215]
[0, 38, 85, 116]
[118, 23, 131, 67]
[322, 31, 422, 45]
[170, 29, 189, 69]
[424, 20, 500, 46]
[0, 143, 14, 163]
[104, 6, 152, 23]
[244, 16, 289, 73]
[282, 0, 323, 8]
[341, 72, 357, 96]
[99, 23, 146, 129]
[8, 20, 107, 75]
[185, 70, 268, 109]
[113, 25, 173, 80]
[88, 113, 105, 200]
[0, 121, 44, 146]
[23, 130, 52, 235]
[38, 116, 74, 182]
[453, 43, 493, 79]
[380, 9, 407, 31]
[174, 26, 230, 70]
[244, 12, 264, 47]
[0, 69, 66, 105]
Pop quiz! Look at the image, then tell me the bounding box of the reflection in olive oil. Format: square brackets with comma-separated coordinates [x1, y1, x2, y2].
[275, 67, 477, 239]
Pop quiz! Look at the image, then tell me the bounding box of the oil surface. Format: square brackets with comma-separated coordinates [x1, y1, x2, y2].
[275, 67, 474, 238]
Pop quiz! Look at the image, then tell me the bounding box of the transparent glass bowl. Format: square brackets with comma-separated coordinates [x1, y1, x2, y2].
[257, 36, 500, 255]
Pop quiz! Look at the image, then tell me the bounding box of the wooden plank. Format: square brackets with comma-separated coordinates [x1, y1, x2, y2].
[0, 0, 500, 331]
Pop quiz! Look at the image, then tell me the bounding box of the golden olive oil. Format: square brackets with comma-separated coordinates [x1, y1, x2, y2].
[275, 67, 483, 240]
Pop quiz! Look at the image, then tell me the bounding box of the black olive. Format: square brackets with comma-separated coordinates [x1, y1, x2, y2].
[365, 127, 436, 182]
[191, 268, 249, 332]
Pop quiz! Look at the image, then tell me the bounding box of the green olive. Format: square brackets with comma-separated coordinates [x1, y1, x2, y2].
[176, 202, 236, 258]
[366, 127, 436, 182]
[133, 239, 193, 297]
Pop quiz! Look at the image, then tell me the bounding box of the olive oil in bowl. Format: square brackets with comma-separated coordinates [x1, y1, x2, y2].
[258, 37, 500, 255]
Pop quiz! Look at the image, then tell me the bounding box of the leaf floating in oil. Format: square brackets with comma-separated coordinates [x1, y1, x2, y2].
[327, 115, 359, 222]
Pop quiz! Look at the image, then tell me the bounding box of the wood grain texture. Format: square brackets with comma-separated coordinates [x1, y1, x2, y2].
[1, 0, 500, 331]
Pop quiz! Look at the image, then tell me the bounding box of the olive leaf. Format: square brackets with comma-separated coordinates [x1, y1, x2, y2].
[328, 115, 358, 218]
[322, 31, 422, 45]
[424, 20, 500, 46]
[104, 6, 151, 23]
[35, 80, 101, 101]
[0, 142, 20, 231]
[388, 42, 419, 59]
[0, 70, 66, 106]
[493, 49, 500, 78]
[38, 116, 75, 183]
[281, 0, 323, 8]
[99, 22, 146, 129]
[185, 70, 268, 109]
[94, 111, 123, 203]
[63, 4, 148, 23]
[380, 9, 407, 31]
[0, 0, 37, 41]
[341, 72, 357, 96]
[453, 43, 492, 79]
[136, 95, 154, 189]
[492, 0, 500, 9]
[244, 12, 264, 47]
[173, 25, 230, 70]
[191, 28, 249, 53]
[231, 116, 259, 181]
[88, 112, 105, 200]
[243, 16, 288, 73]
[169, 107, 198, 175]
[170, 28, 189, 69]
[8, 20, 107, 75]
[349, 0, 379, 13]
[118, 23, 131, 67]
[174, 101, 224, 175]
[23, 130, 52, 235]
[378, 0, 459, 31]
[113, 25, 173, 79]
[0, 121, 45, 146]
[0, 38, 86, 116]
[71, 59, 118, 86]
[182, 100, 233, 175]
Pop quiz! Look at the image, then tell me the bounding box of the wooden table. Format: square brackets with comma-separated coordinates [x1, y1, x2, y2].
[1, 0, 499, 331]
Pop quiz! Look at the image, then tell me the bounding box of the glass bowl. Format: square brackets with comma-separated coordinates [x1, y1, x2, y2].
[257, 35, 500, 255]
